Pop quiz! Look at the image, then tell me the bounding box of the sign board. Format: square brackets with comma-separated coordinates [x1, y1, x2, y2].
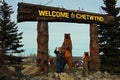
[17, 3, 115, 25]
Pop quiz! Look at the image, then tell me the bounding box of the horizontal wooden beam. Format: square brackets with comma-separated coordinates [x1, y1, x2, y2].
[17, 3, 115, 25]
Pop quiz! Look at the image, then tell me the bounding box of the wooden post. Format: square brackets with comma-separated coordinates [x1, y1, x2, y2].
[35, 21, 49, 75]
[89, 23, 100, 72]
[82, 52, 89, 76]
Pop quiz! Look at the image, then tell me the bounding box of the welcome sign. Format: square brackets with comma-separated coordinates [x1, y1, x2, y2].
[38, 10, 104, 22]
[18, 3, 115, 25]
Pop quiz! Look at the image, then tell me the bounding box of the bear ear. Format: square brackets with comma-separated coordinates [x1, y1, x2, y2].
[64, 33, 67, 36]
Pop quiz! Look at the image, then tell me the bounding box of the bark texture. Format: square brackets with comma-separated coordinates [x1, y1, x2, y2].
[34, 21, 49, 75]
[89, 24, 100, 72]
[17, 3, 115, 25]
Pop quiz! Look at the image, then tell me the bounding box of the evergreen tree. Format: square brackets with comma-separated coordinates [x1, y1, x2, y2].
[99, 0, 120, 73]
[0, 0, 24, 55]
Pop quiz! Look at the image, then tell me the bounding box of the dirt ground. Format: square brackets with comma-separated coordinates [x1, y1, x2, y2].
[1, 64, 120, 80]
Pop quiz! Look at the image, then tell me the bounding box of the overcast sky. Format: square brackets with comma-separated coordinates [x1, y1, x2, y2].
[5, 0, 120, 56]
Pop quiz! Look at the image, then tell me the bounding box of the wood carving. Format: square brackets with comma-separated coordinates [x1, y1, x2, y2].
[17, 2, 114, 74]
[61, 33, 73, 71]
[17, 3, 115, 25]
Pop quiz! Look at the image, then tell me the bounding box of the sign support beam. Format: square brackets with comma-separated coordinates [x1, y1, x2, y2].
[89, 24, 100, 72]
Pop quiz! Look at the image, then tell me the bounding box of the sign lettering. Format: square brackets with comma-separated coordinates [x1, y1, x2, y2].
[38, 10, 104, 22]
[38, 10, 69, 18]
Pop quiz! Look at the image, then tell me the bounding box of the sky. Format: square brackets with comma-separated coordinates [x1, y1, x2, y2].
[4, 0, 120, 57]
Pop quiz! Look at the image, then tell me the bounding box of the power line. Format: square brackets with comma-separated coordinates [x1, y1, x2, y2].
[44, 0, 53, 5]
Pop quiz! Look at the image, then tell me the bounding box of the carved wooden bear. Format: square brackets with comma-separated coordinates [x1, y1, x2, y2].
[61, 33, 73, 71]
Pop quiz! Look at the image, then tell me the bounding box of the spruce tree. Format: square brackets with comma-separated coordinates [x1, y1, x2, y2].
[99, 0, 120, 73]
[0, 0, 24, 56]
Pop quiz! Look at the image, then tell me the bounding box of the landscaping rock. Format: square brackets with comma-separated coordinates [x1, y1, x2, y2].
[7, 66, 15, 72]
[21, 65, 38, 75]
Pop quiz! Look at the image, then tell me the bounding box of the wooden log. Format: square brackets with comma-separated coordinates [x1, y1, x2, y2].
[34, 21, 49, 75]
[17, 3, 115, 25]
[82, 52, 89, 76]
[89, 24, 100, 72]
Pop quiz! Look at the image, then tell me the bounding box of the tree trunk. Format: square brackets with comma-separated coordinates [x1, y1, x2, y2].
[35, 21, 49, 75]
[0, 44, 6, 64]
[89, 23, 100, 72]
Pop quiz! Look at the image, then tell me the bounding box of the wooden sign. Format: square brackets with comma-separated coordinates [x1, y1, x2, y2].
[17, 3, 115, 25]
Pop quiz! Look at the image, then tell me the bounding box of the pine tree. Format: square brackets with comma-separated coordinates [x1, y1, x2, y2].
[99, 0, 120, 73]
[0, 0, 24, 56]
